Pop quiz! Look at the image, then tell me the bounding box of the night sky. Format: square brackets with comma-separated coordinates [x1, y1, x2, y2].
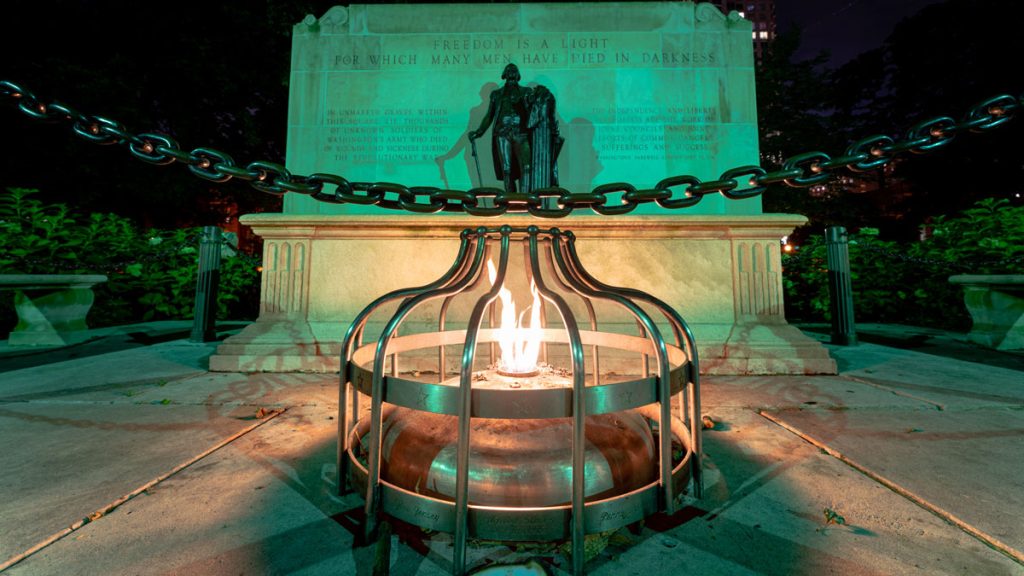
[775, 0, 946, 66]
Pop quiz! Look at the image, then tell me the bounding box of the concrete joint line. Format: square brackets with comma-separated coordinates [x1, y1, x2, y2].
[758, 410, 1024, 567]
[0, 408, 287, 573]
[841, 375, 947, 411]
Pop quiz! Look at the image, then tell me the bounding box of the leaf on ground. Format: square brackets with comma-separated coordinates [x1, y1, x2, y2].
[256, 407, 283, 419]
[823, 507, 846, 525]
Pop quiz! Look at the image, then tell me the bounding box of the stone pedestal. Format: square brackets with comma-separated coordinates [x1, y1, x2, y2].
[210, 214, 836, 374]
[1, 275, 108, 347]
[949, 275, 1024, 351]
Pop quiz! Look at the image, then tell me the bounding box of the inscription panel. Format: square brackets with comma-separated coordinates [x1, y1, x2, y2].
[287, 2, 759, 215]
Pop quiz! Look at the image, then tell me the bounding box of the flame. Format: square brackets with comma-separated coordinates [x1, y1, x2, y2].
[487, 259, 543, 374]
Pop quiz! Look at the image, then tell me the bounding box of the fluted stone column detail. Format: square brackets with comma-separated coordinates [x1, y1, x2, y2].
[733, 240, 784, 322]
[260, 239, 310, 318]
[211, 213, 837, 375]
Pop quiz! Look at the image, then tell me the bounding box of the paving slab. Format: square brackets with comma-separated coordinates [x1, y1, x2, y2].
[2, 326, 1023, 575]
[0, 340, 213, 399]
[828, 342, 1024, 409]
[2, 395, 381, 576]
[617, 408, 1020, 576]
[0, 402, 253, 561]
[762, 406, 1024, 559]
[0, 341, 294, 567]
[761, 340, 1024, 566]
[6, 380, 1021, 575]
[702, 373, 938, 412]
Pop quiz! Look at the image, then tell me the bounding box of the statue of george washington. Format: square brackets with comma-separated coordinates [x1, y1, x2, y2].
[469, 63, 562, 194]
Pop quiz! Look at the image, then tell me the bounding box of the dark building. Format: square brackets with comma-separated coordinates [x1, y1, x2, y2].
[710, 0, 776, 64]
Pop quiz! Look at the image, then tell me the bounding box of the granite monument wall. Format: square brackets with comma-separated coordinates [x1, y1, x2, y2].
[285, 2, 760, 215]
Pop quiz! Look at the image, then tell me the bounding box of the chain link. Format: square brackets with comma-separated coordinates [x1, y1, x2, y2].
[3, 80, 1020, 218]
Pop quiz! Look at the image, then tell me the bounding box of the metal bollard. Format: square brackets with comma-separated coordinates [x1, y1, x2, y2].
[825, 226, 858, 346]
[189, 226, 222, 343]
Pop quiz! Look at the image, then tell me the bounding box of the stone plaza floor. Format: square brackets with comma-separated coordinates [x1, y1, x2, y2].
[0, 322, 1021, 575]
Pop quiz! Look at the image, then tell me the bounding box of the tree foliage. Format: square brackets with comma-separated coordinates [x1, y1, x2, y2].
[0, 188, 260, 332]
[782, 198, 1024, 330]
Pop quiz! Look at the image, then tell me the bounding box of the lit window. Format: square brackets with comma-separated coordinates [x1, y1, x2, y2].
[751, 31, 757, 39]
[738, 11, 745, 17]
[758, 31, 768, 39]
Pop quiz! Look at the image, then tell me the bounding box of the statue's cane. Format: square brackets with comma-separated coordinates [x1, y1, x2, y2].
[469, 133, 484, 187]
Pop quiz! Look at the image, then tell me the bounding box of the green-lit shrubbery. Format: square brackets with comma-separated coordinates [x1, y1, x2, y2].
[0, 188, 260, 332]
[783, 198, 1024, 330]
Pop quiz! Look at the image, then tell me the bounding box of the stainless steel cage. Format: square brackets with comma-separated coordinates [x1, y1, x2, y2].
[338, 225, 702, 575]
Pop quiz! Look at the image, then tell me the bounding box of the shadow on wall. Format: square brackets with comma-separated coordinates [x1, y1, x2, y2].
[434, 82, 603, 193]
[435, 82, 498, 189]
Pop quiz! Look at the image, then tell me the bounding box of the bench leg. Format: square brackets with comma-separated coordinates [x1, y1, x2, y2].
[9, 287, 96, 346]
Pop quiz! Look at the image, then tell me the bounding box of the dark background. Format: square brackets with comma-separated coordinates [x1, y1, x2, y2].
[778, 0, 945, 67]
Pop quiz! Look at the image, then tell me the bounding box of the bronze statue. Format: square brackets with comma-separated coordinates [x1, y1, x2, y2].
[527, 84, 563, 190]
[469, 64, 563, 194]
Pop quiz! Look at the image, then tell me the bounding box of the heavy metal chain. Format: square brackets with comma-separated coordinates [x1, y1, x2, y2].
[2, 80, 1020, 218]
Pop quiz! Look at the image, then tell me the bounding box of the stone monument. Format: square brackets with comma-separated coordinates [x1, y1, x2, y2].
[210, 2, 836, 375]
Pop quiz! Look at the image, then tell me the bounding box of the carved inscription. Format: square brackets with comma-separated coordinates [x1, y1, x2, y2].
[322, 108, 451, 163]
[329, 35, 719, 70]
[414, 507, 441, 523]
[600, 510, 627, 523]
[475, 510, 561, 540]
[589, 105, 719, 161]
[293, 15, 754, 194]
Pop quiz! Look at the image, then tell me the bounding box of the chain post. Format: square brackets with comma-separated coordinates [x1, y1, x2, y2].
[190, 226, 222, 343]
[825, 227, 858, 346]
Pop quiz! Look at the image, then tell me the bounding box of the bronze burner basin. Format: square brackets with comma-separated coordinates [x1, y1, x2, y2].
[372, 407, 656, 507]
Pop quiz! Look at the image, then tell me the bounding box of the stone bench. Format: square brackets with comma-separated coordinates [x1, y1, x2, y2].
[949, 274, 1024, 351]
[0, 274, 108, 346]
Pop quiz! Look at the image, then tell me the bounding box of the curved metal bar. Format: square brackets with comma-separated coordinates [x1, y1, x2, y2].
[562, 232, 703, 497]
[438, 296, 452, 382]
[562, 232, 694, 361]
[529, 228, 587, 576]
[525, 242, 551, 366]
[489, 302, 498, 366]
[453, 227, 512, 576]
[342, 230, 474, 363]
[341, 224, 701, 573]
[538, 238, 601, 386]
[545, 236, 650, 376]
[438, 244, 488, 382]
[338, 231, 475, 496]
[363, 231, 488, 542]
[549, 230, 678, 514]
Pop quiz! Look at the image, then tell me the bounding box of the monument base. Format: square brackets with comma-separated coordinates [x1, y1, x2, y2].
[210, 214, 836, 375]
